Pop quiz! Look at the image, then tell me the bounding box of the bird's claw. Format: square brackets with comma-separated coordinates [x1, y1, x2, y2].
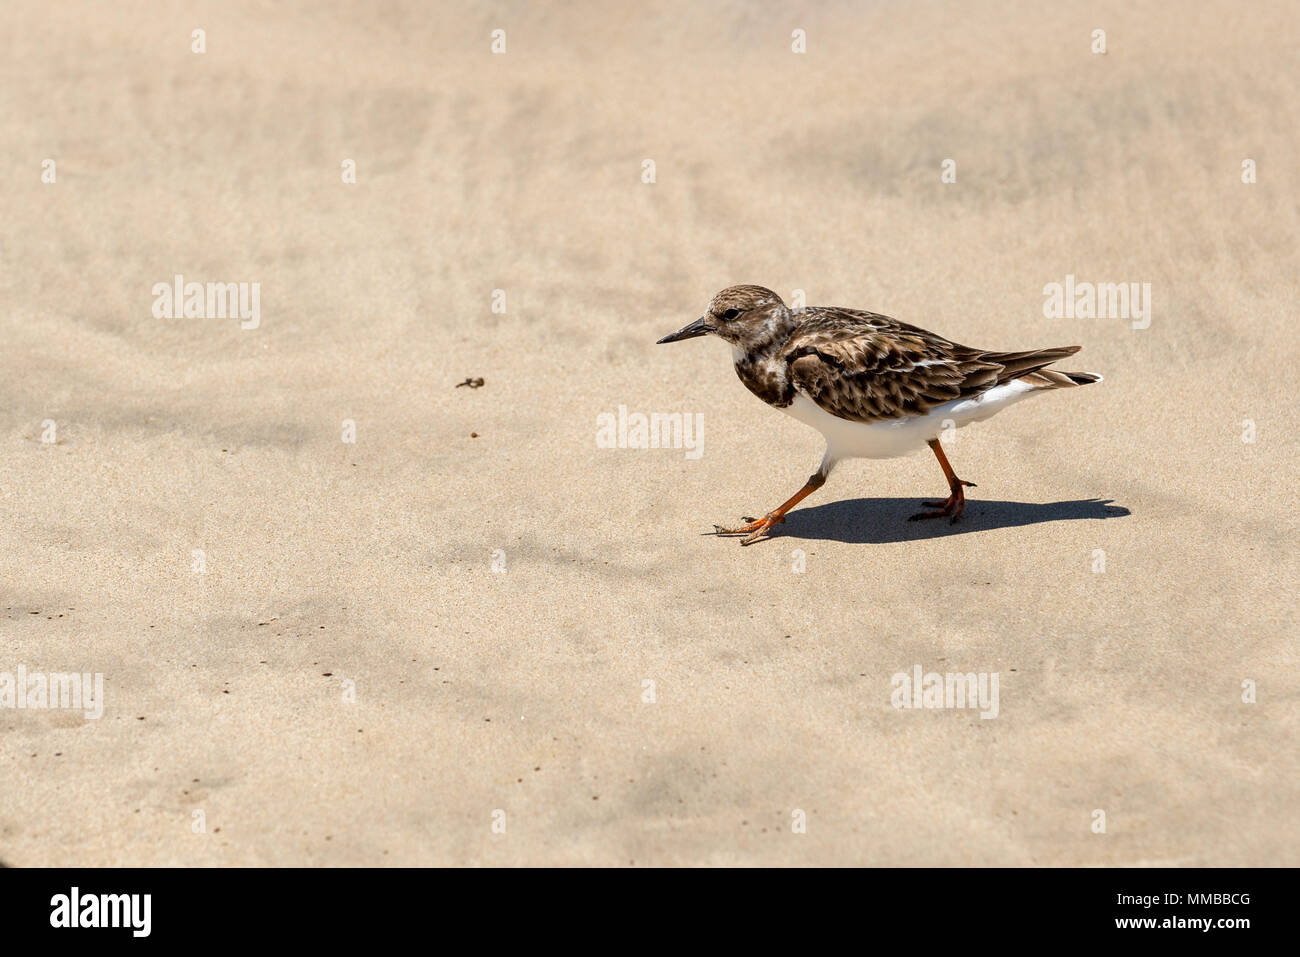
[908, 481, 974, 524]
[714, 512, 784, 544]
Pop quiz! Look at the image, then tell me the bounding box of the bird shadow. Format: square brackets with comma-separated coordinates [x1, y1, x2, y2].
[710, 497, 1130, 545]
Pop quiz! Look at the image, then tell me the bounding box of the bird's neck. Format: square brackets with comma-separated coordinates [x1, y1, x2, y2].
[731, 311, 797, 408]
[735, 306, 797, 358]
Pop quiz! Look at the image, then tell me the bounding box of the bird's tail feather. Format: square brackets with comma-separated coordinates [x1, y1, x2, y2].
[1062, 371, 1102, 385]
[982, 346, 1101, 389]
[1019, 368, 1103, 389]
[982, 346, 1076, 383]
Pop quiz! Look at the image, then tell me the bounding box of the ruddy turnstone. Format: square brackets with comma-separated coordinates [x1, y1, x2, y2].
[658, 285, 1101, 545]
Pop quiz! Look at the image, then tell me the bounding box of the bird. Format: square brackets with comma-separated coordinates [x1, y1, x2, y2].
[657, 285, 1101, 545]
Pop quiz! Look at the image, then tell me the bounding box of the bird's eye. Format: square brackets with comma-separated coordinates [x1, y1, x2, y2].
[721, 308, 740, 321]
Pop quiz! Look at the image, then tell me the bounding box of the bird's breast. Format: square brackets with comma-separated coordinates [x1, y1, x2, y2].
[732, 352, 793, 408]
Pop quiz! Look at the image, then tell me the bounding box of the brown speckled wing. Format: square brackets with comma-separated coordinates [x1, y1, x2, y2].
[783, 308, 1077, 423]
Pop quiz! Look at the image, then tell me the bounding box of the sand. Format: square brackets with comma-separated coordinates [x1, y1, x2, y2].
[1, 0, 1296, 866]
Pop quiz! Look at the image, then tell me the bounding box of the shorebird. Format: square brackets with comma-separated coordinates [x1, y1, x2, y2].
[657, 285, 1101, 544]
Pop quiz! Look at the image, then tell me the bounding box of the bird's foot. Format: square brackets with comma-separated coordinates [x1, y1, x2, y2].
[714, 512, 784, 545]
[908, 480, 976, 524]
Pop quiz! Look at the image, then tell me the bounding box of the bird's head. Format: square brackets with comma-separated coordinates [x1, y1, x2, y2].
[657, 285, 792, 350]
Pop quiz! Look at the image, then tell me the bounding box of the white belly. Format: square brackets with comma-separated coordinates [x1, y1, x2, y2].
[781, 380, 1041, 462]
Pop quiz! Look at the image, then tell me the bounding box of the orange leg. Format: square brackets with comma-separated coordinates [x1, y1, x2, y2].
[715, 471, 826, 545]
[908, 439, 977, 523]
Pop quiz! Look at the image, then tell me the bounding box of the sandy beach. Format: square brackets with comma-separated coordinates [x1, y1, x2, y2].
[1, 0, 1296, 865]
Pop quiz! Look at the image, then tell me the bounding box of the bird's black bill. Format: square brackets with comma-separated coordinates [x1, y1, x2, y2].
[656, 317, 712, 344]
